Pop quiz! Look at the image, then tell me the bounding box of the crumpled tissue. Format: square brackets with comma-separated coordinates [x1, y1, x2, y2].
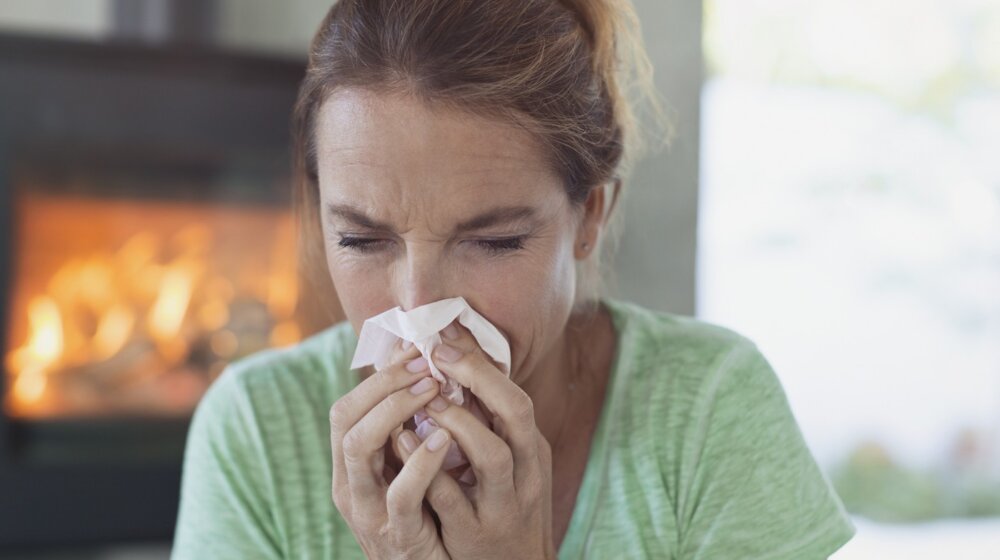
[349, 296, 511, 481]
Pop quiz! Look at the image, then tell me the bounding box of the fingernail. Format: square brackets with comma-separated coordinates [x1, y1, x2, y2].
[427, 396, 449, 412]
[434, 344, 463, 363]
[442, 322, 459, 340]
[399, 431, 418, 453]
[409, 377, 435, 394]
[427, 429, 449, 451]
[402, 339, 413, 350]
[406, 357, 428, 373]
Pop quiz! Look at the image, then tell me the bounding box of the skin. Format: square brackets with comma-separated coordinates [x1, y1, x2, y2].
[319, 88, 614, 558]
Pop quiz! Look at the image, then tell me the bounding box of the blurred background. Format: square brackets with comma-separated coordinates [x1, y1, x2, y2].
[0, 0, 996, 558]
[699, 0, 1000, 557]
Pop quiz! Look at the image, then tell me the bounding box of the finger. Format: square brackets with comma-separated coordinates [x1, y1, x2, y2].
[426, 468, 477, 533]
[343, 373, 441, 501]
[420, 393, 516, 510]
[432, 322, 539, 491]
[389, 428, 472, 537]
[384, 340, 419, 460]
[363, 378, 439, 487]
[536, 430, 553, 545]
[330, 338, 423, 504]
[389, 424, 405, 464]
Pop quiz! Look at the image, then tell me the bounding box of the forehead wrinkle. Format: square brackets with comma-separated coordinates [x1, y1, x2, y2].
[325, 142, 545, 177]
[317, 91, 565, 236]
[326, 197, 552, 239]
[318, 92, 558, 187]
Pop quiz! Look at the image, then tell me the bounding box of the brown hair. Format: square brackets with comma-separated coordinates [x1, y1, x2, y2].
[291, 0, 669, 321]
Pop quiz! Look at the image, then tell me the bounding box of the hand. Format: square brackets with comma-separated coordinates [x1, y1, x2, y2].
[329, 339, 454, 560]
[402, 320, 556, 560]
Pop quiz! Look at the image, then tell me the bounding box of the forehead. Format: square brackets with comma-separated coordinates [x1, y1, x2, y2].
[315, 89, 560, 196]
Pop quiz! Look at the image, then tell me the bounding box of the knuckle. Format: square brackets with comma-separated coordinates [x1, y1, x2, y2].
[511, 393, 535, 427]
[379, 391, 410, 420]
[384, 485, 411, 518]
[331, 486, 349, 510]
[341, 428, 366, 458]
[482, 445, 513, 473]
[329, 398, 352, 431]
[383, 388, 406, 408]
[428, 482, 462, 510]
[371, 367, 391, 387]
[378, 362, 408, 385]
[519, 475, 544, 499]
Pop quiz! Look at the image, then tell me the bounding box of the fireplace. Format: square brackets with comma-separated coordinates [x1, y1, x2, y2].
[0, 33, 323, 549]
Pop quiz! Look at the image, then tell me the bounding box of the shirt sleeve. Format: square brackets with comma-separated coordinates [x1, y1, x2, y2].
[172, 367, 283, 559]
[676, 341, 856, 559]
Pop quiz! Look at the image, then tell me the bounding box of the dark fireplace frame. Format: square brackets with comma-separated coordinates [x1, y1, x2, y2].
[0, 32, 304, 550]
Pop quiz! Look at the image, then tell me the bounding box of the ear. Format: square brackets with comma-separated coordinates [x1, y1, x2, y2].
[574, 178, 621, 259]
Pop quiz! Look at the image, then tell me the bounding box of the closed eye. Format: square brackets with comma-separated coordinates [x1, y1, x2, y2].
[474, 236, 525, 255]
[336, 236, 526, 255]
[336, 236, 388, 254]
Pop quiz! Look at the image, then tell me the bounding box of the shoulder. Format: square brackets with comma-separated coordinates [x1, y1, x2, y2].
[601, 300, 855, 556]
[601, 298, 785, 445]
[606, 297, 752, 355]
[603, 297, 762, 390]
[193, 320, 359, 427]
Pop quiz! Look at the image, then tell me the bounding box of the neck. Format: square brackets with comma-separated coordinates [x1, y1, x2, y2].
[520, 301, 608, 454]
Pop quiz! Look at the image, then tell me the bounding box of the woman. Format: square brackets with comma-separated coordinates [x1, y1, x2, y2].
[173, 0, 855, 558]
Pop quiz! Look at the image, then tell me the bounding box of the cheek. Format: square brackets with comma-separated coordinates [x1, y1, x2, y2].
[324, 244, 395, 335]
[468, 251, 572, 317]
[461, 244, 577, 374]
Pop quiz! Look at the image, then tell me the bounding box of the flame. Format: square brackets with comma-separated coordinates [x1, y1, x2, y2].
[26, 296, 64, 368]
[5, 297, 63, 407]
[148, 262, 199, 342]
[93, 304, 135, 361]
[12, 365, 47, 405]
[5, 206, 307, 418]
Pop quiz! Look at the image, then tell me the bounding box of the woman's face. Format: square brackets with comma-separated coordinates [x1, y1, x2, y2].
[314, 89, 595, 383]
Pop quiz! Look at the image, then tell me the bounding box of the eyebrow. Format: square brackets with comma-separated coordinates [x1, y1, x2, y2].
[326, 203, 539, 233]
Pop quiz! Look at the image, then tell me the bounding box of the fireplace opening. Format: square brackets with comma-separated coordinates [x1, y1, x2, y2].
[5, 188, 303, 421]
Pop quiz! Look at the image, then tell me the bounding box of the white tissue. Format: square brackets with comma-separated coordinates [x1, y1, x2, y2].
[349, 296, 511, 476]
[349, 296, 511, 405]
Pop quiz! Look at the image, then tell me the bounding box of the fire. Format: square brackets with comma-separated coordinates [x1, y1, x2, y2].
[25, 296, 64, 366]
[93, 304, 135, 362]
[8, 297, 64, 405]
[148, 263, 200, 344]
[4, 198, 307, 418]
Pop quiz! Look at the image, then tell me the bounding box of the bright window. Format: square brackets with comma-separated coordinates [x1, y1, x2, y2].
[699, 0, 1000, 557]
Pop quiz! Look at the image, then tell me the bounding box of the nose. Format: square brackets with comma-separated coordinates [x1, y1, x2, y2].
[395, 245, 449, 311]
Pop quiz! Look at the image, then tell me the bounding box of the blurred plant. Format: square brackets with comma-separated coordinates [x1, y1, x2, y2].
[831, 430, 1000, 522]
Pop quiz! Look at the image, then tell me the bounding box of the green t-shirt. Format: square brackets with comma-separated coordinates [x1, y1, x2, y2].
[172, 297, 855, 559]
